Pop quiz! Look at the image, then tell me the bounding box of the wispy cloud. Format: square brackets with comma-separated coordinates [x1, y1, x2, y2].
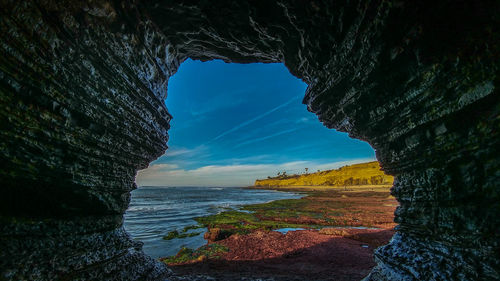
[164, 148, 193, 157]
[189, 96, 246, 117]
[135, 158, 375, 187]
[144, 163, 180, 170]
[152, 145, 212, 169]
[296, 115, 316, 124]
[211, 97, 301, 142]
[209, 154, 273, 165]
[163, 145, 209, 157]
[234, 128, 299, 148]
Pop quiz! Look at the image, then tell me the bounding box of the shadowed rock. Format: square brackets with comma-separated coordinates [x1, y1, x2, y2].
[0, 0, 498, 280]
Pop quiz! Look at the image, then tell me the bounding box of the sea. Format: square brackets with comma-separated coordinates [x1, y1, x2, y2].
[123, 186, 302, 258]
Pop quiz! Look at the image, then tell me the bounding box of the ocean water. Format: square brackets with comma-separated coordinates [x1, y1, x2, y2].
[124, 186, 301, 258]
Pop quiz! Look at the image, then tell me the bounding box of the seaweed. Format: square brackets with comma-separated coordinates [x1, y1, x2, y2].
[160, 244, 229, 265]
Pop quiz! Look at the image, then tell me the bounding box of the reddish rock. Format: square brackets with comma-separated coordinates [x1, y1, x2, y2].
[203, 228, 232, 243]
[171, 228, 395, 280]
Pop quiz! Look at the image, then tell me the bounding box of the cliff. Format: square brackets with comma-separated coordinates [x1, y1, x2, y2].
[255, 161, 393, 187]
[0, 0, 498, 280]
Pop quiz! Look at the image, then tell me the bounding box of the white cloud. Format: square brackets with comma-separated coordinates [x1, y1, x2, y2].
[135, 158, 375, 187]
[296, 116, 316, 124]
[148, 164, 180, 170]
[164, 148, 192, 157]
[163, 145, 209, 158]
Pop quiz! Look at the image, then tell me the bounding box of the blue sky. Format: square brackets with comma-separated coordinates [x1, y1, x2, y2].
[136, 59, 375, 186]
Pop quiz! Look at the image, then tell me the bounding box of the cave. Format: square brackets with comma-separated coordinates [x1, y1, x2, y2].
[0, 1, 498, 280]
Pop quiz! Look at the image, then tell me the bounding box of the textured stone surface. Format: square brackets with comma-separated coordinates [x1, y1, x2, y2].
[0, 0, 498, 280]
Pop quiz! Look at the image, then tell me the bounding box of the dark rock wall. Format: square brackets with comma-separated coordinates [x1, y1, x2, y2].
[0, 0, 175, 279]
[0, 0, 498, 280]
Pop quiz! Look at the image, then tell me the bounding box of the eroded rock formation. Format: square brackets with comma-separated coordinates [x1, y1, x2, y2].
[0, 0, 498, 280]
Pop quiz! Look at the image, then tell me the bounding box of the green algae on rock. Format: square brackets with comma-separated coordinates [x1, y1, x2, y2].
[163, 230, 203, 241]
[160, 244, 230, 265]
[195, 188, 397, 242]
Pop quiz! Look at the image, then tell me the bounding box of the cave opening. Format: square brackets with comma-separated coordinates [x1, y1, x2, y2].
[124, 59, 397, 279]
[1, 1, 497, 280]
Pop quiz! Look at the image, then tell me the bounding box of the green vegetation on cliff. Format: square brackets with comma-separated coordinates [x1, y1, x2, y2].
[254, 161, 393, 187]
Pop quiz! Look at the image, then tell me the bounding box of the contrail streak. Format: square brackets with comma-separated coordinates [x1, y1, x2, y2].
[234, 128, 299, 148]
[211, 96, 300, 142]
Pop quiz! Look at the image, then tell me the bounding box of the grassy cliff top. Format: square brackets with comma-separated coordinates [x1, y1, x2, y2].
[254, 161, 393, 188]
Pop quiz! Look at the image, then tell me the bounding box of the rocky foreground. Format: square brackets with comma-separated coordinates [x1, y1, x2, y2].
[170, 229, 394, 281]
[163, 187, 397, 280]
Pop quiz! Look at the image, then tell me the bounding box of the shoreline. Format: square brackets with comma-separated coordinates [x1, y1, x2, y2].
[162, 185, 398, 280]
[126, 186, 301, 259]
